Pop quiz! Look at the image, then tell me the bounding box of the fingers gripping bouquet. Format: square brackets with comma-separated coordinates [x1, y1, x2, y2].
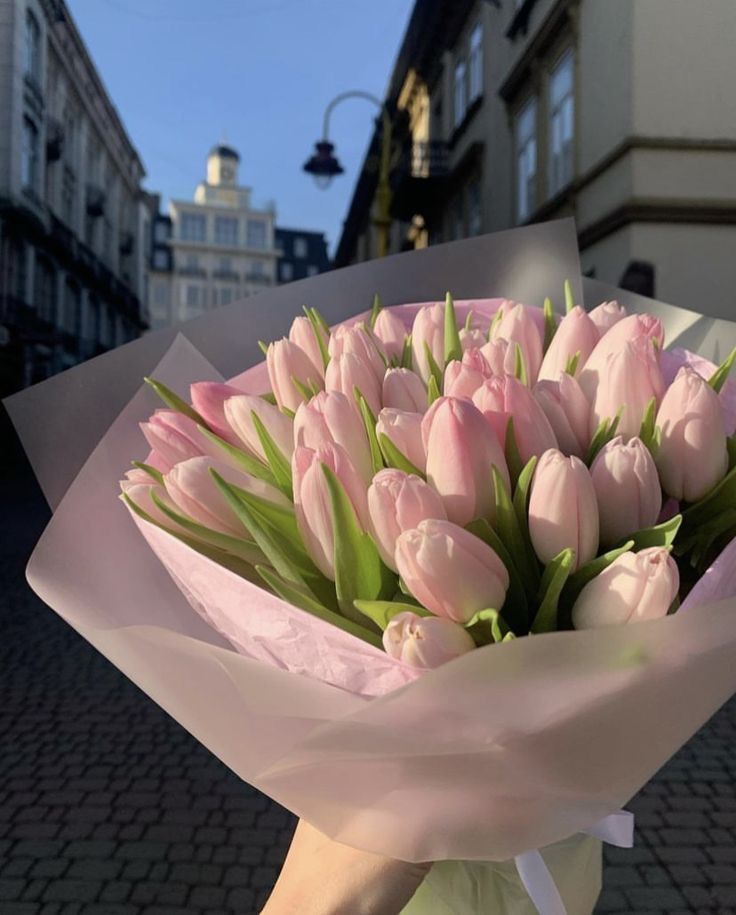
[122, 288, 736, 670]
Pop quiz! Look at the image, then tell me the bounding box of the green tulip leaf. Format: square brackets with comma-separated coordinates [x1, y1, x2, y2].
[513, 455, 538, 538]
[258, 340, 269, 356]
[543, 296, 557, 351]
[464, 608, 512, 646]
[369, 292, 382, 329]
[465, 519, 529, 632]
[259, 567, 382, 648]
[532, 547, 575, 634]
[638, 397, 659, 454]
[504, 418, 525, 489]
[427, 374, 442, 406]
[353, 599, 432, 631]
[197, 425, 277, 485]
[400, 334, 413, 370]
[564, 351, 581, 376]
[259, 391, 278, 405]
[708, 346, 736, 394]
[309, 306, 332, 338]
[492, 465, 540, 598]
[131, 461, 164, 484]
[292, 376, 316, 403]
[586, 407, 623, 465]
[727, 434, 736, 471]
[681, 462, 736, 526]
[464, 309, 475, 332]
[489, 305, 504, 340]
[303, 305, 331, 368]
[561, 540, 634, 613]
[626, 514, 682, 551]
[378, 433, 426, 479]
[444, 291, 463, 365]
[322, 464, 396, 617]
[513, 342, 529, 386]
[144, 376, 206, 427]
[564, 279, 575, 314]
[355, 389, 384, 475]
[251, 411, 293, 499]
[424, 342, 444, 393]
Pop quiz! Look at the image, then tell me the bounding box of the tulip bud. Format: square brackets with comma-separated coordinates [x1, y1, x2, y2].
[367, 468, 446, 569]
[490, 301, 544, 384]
[376, 408, 426, 473]
[579, 313, 664, 400]
[382, 368, 428, 413]
[590, 337, 665, 441]
[473, 374, 558, 465]
[324, 351, 383, 417]
[266, 338, 324, 413]
[224, 394, 294, 462]
[141, 410, 219, 471]
[537, 306, 599, 382]
[533, 374, 590, 458]
[292, 443, 370, 579]
[164, 456, 287, 536]
[294, 391, 373, 484]
[383, 611, 476, 668]
[289, 315, 328, 380]
[572, 547, 679, 628]
[590, 436, 662, 547]
[189, 382, 246, 444]
[422, 396, 509, 525]
[460, 327, 487, 351]
[121, 481, 176, 527]
[373, 309, 408, 363]
[588, 301, 626, 335]
[396, 519, 509, 623]
[655, 367, 729, 502]
[444, 348, 492, 400]
[328, 323, 386, 378]
[529, 449, 599, 570]
[479, 338, 516, 377]
[412, 303, 445, 384]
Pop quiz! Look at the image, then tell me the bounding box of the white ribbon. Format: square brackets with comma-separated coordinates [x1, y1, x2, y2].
[514, 811, 634, 915]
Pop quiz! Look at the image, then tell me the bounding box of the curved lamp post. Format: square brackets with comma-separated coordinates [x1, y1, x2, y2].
[303, 90, 393, 258]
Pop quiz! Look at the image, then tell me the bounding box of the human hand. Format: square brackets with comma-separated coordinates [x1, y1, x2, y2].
[261, 818, 431, 915]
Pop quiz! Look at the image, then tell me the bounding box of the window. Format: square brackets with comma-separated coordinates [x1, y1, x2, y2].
[453, 60, 467, 128]
[184, 284, 201, 308]
[215, 216, 238, 246]
[21, 118, 39, 192]
[280, 262, 293, 282]
[548, 49, 574, 196]
[185, 253, 199, 270]
[218, 256, 232, 273]
[218, 286, 234, 306]
[247, 219, 266, 249]
[515, 97, 537, 222]
[154, 220, 170, 243]
[153, 282, 168, 306]
[8, 238, 27, 301]
[250, 259, 265, 278]
[99, 304, 114, 347]
[61, 167, 76, 224]
[307, 265, 318, 277]
[24, 10, 41, 83]
[34, 257, 56, 323]
[294, 237, 308, 259]
[469, 24, 483, 103]
[467, 179, 482, 236]
[61, 280, 80, 336]
[181, 212, 206, 241]
[153, 250, 168, 270]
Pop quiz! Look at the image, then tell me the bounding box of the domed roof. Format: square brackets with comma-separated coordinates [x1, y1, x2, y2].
[209, 144, 240, 161]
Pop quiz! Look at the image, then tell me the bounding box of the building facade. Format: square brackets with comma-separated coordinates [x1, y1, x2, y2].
[147, 146, 279, 329]
[335, 0, 736, 319]
[0, 0, 150, 397]
[275, 227, 330, 284]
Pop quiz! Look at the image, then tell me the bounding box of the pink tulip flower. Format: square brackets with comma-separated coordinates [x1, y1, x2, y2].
[325, 351, 382, 417]
[489, 301, 544, 384]
[224, 394, 294, 462]
[590, 436, 662, 547]
[376, 408, 426, 473]
[588, 301, 626, 335]
[444, 348, 493, 400]
[164, 456, 287, 537]
[141, 410, 220, 471]
[120, 481, 177, 528]
[472, 374, 558, 465]
[266, 338, 324, 413]
[383, 611, 476, 668]
[589, 337, 665, 441]
[460, 327, 487, 351]
[396, 519, 509, 623]
[529, 449, 599, 570]
[412, 303, 445, 384]
[367, 468, 446, 569]
[382, 368, 428, 413]
[294, 391, 373, 484]
[289, 315, 328, 380]
[292, 443, 370, 579]
[373, 309, 408, 363]
[537, 306, 599, 382]
[571, 547, 679, 628]
[533, 374, 591, 458]
[480, 338, 517, 378]
[328, 323, 386, 379]
[422, 396, 509, 525]
[655, 367, 729, 502]
[190, 382, 247, 444]
[579, 313, 664, 400]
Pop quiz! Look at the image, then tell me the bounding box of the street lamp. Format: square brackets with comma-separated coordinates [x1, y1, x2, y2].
[303, 90, 393, 258]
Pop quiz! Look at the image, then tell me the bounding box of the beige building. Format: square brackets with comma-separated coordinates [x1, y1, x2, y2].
[335, 0, 736, 319]
[148, 146, 279, 329]
[0, 0, 150, 395]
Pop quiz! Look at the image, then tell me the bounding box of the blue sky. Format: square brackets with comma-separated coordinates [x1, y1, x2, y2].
[67, 0, 415, 256]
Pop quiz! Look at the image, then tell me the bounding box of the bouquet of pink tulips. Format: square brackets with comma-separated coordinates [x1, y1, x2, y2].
[122, 287, 736, 675]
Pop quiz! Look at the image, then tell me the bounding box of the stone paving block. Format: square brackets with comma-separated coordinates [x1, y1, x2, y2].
[43, 879, 102, 902]
[0, 878, 25, 900]
[624, 886, 687, 908]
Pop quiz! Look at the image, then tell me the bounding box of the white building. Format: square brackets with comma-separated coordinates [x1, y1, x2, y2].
[148, 146, 279, 329]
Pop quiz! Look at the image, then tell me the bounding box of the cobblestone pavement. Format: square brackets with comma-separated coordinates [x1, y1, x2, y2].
[1, 464, 735, 914]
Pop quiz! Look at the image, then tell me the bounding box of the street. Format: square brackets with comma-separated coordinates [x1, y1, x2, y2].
[2, 464, 736, 915]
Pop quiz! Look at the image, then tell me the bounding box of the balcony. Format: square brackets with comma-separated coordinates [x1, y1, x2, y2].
[213, 269, 240, 281]
[390, 141, 449, 222]
[85, 184, 106, 218]
[245, 273, 272, 286]
[177, 265, 207, 278]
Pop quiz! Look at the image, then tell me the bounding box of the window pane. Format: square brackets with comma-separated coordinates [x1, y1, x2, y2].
[281, 262, 293, 282]
[25, 11, 40, 81]
[294, 237, 307, 258]
[22, 118, 39, 191]
[215, 216, 238, 245]
[548, 51, 574, 195]
[467, 179, 482, 236]
[515, 97, 537, 222]
[454, 61, 467, 128]
[181, 213, 206, 241]
[469, 24, 483, 102]
[247, 220, 266, 249]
